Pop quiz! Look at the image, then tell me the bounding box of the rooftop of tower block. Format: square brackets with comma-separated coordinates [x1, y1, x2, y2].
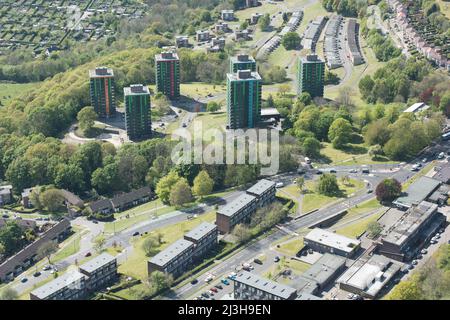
[89, 67, 114, 78]
[156, 51, 179, 61]
[124, 84, 150, 96]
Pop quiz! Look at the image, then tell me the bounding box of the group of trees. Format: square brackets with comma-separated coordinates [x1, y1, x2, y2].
[388, 244, 450, 300]
[282, 32, 301, 50]
[232, 202, 289, 243]
[321, 0, 369, 17]
[317, 174, 341, 197]
[364, 29, 401, 62]
[0, 221, 35, 260]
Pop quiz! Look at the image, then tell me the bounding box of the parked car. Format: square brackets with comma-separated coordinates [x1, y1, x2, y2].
[421, 249, 428, 255]
[84, 252, 92, 257]
[210, 287, 218, 293]
[253, 258, 263, 265]
[329, 168, 337, 173]
[201, 292, 209, 298]
[438, 152, 445, 159]
[275, 182, 284, 188]
[2, 214, 9, 218]
[33, 272, 41, 277]
[412, 260, 418, 265]
[42, 265, 51, 271]
[349, 169, 358, 173]
[132, 232, 140, 236]
[20, 277, 28, 283]
[221, 278, 230, 285]
[190, 279, 198, 285]
[215, 284, 223, 290]
[274, 256, 280, 263]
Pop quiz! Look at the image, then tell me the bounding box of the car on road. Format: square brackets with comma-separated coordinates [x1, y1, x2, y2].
[84, 252, 92, 257]
[421, 249, 428, 255]
[190, 279, 198, 285]
[253, 258, 263, 265]
[33, 271, 41, 277]
[42, 265, 51, 271]
[275, 182, 284, 188]
[367, 189, 373, 194]
[361, 167, 370, 174]
[438, 152, 445, 159]
[221, 278, 230, 285]
[182, 123, 187, 128]
[329, 168, 337, 173]
[92, 220, 98, 224]
[422, 158, 428, 163]
[315, 170, 323, 175]
[274, 256, 280, 263]
[21, 277, 28, 283]
[132, 231, 140, 236]
[349, 169, 358, 173]
[412, 260, 418, 265]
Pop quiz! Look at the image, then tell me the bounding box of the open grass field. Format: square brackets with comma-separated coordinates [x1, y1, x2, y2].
[339, 198, 382, 221]
[335, 211, 384, 238]
[320, 142, 397, 166]
[275, 237, 305, 257]
[118, 211, 216, 280]
[188, 112, 228, 137]
[0, 82, 40, 105]
[302, 178, 365, 213]
[437, 0, 450, 19]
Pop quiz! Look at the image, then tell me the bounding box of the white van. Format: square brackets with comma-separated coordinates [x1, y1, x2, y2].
[304, 157, 311, 164]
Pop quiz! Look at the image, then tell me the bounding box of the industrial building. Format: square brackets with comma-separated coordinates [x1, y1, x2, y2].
[233, 271, 298, 300]
[124, 84, 152, 140]
[89, 67, 116, 118]
[337, 254, 402, 299]
[155, 51, 180, 99]
[393, 176, 441, 209]
[304, 228, 361, 258]
[226, 70, 262, 129]
[377, 201, 445, 261]
[297, 55, 325, 98]
[301, 253, 347, 291]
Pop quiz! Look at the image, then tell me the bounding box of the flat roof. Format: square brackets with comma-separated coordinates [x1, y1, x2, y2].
[393, 176, 441, 208]
[295, 292, 322, 300]
[433, 165, 450, 183]
[79, 253, 116, 274]
[124, 84, 150, 96]
[337, 254, 402, 298]
[301, 253, 346, 286]
[382, 201, 438, 246]
[217, 194, 256, 217]
[305, 228, 360, 254]
[246, 179, 275, 196]
[155, 51, 179, 61]
[227, 71, 261, 81]
[234, 271, 297, 299]
[149, 239, 194, 267]
[231, 54, 256, 63]
[301, 54, 324, 64]
[89, 67, 114, 78]
[184, 222, 217, 241]
[404, 102, 430, 113]
[30, 270, 85, 299]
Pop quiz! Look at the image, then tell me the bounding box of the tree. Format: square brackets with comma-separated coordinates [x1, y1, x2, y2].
[367, 221, 383, 238]
[232, 224, 252, 244]
[93, 235, 106, 253]
[206, 101, 221, 113]
[387, 276, 423, 300]
[169, 179, 193, 207]
[192, 170, 214, 198]
[142, 235, 161, 257]
[375, 178, 401, 203]
[156, 171, 181, 204]
[77, 106, 97, 135]
[39, 188, 65, 213]
[328, 118, 353, 149]
[282, 32, 301, 50]
[0, 287, 18, 300]
[302, 137, 321, 158]
[317, 174, 340, 196]
[298, 92, 312, 106]
[147, 271, 173, 294]
[296, 177, 305, 193]
[0, 221, 25, 257]
[37, 241, 59, 265]
[259, 14, 271, 31]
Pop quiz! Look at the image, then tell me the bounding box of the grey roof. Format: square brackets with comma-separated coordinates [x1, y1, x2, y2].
[260, 108, 281, 117]
[231, 54, 255, 63]
[184, 222, 217, 242]
[292, 276, 318, 294]
[89, 67, 114, 78]
[337, 254, 402, 298]
[246, 179, 275, 197]
[301, 54, 324, 64]
[301, 253, 346, 286]
[149, 239, 194, 267]
[155, 51, 179, 61]
[227, 71, 262, 81]
[89, 198, 113, 213]
[234, 271, 297, 299]
[21, 187, 34, 198]
[0, 185, 12, 195]
[124, 84, 150, 96]
[382, 201, 438, 246]
[217, 194, 256, 217]
[393, 176, 441, 208]
[295, 292, 322, 300]
[111, 186, 152, 208]
[304, 228, 360, 254]
[433, 165, 450, 183]
[30, 270, 86, 299]
[79, 253, 116, 274]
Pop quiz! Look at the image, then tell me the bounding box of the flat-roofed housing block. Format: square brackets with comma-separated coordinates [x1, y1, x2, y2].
[233, 271, 297, 300]
[216, 194, 257, 234]
[147, 239, 194, 278]
[184, 222, 218, 259]
[246, 179, 276, 207]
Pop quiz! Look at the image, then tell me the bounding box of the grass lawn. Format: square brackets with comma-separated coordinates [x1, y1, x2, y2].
[118, 211, 217, 280]
[104, 200, 172, 234]
[339, 198, 382, 221]
[264, 258, 310, 280]
[278, 184, 301, 202]
[187, 112, 228, 138]
[320, 142, 397, 166]
[302, 178, 365, 213]
[437, 0, 450, 19]
[181, 83, 226, 101]
[335, 211, 384, 238]
[0, 82, 41, 105]
[275, 237, 304, 256]
[52, 232, 82, 263]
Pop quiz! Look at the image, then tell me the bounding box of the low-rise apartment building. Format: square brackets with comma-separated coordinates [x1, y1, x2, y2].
[147, 239, 194, 278]
[184, 222, 218, 260]
[246, 179, 276, 207]
[304, 228, 361, 258]
[79, 253, 118, 291]
[234, 271, 297, 300]
[216, 194, 258, 234]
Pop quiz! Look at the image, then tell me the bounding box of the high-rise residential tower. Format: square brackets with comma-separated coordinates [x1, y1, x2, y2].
[155, 51, 180, 99]
[124, 84, 151, 140]
[226, 70, 262, 129]
[230, 54, 257, 73]
[89, 67, 116, 118]
[297, 54, 325, 98]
